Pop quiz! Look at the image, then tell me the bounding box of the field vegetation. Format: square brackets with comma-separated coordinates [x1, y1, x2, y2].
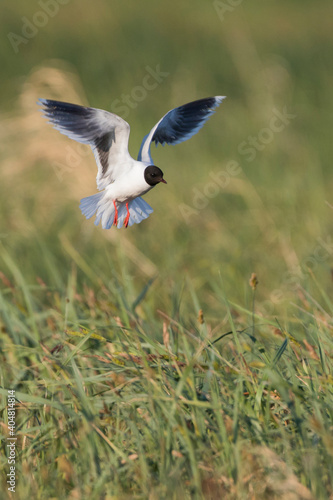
[0, 1, 333, 498]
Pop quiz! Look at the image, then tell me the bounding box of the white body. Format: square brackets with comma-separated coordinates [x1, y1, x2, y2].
[104, 160, 152, 203]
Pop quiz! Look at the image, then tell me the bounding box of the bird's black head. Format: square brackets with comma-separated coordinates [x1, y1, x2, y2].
[144, 165, 167, 187]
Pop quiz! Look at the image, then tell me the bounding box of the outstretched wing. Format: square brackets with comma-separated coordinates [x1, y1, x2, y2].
[137, 96, 225, 163]
[38, 99, 133, 190]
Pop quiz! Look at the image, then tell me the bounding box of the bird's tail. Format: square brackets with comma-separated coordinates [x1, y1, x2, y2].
[80, 192, 104, 220]
[79, 193, 153, 229]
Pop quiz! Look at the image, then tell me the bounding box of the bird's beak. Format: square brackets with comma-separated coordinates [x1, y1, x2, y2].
[160, 178, 167, 184]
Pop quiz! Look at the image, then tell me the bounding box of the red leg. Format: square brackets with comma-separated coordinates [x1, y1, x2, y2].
[113, 200, 118, 226]
[124, 202, 130, 228]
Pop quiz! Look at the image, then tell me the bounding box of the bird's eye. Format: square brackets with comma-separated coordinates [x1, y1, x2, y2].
[151, 173, 156, 177]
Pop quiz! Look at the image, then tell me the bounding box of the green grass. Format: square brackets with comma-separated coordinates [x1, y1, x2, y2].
[1, 1, 333, 498]
[0, 248, 333, 499]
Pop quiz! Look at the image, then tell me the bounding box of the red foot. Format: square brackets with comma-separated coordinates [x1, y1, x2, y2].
[113, 200, 118, 226]
[124, 202, 130, 228]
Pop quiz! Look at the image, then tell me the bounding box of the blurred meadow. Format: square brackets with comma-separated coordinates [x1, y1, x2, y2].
[1, 1, 333, 499]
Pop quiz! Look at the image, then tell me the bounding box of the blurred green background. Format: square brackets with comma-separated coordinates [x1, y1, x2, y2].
[1, 2, 333, 498]
[1, 0, 333, 331]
